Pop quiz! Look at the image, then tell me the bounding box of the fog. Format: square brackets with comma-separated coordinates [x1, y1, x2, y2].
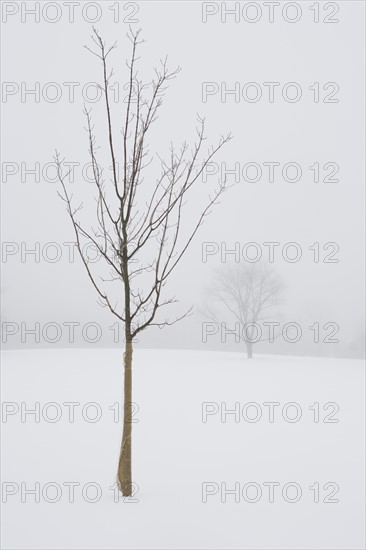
[1, 1, 365, 358]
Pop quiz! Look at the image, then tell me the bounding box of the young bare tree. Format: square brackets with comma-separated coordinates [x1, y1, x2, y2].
[55, 28, 232, 495]
[204, 262, 284, 359]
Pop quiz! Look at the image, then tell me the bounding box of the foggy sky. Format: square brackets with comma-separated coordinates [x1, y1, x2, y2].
[1, 1, 365, 357]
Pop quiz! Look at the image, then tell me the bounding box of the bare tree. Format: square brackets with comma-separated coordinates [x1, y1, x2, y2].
[55, 28, 232, 495]
[204, 263, 284, 359]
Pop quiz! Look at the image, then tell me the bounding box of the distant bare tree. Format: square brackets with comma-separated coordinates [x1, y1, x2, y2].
[55, 28, 232, 495]
[204, 263, 284, 358]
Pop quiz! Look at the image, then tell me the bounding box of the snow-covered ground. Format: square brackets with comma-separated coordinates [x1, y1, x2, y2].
[1, 348, 365, 549]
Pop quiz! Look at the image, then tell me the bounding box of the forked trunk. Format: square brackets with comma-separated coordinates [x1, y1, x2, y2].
[117, 341, 133, 496]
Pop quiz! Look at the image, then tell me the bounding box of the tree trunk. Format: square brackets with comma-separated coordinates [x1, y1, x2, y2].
[117, 340, 133, 496]
[246, 342, 253, 359]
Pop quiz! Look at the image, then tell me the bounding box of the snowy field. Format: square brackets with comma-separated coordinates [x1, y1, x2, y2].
[1, 348, 365, 550]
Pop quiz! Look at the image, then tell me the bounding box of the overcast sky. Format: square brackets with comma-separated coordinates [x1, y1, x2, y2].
[1, 1, 365, 356]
